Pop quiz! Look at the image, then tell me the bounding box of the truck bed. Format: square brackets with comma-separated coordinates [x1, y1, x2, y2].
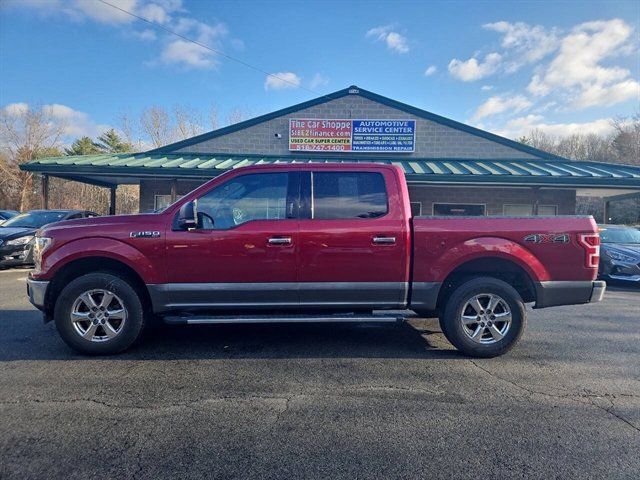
[411, 215, 598, 283]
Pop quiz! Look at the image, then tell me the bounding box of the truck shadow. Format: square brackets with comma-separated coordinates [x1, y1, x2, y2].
[1, 312, 463, 361]
[138, 319, 462, 360]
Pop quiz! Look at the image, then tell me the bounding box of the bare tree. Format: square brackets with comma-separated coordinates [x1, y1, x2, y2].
[118, 111, 135, 144]
[173, 105, 205, 140]
[209, 103, 219, 131]
[610, 114, 640, 166]
[226, 107, 250, 126]
[519, 129, 612, 162]
[140, 106, 172, 148]
[0, 104, 67, 210]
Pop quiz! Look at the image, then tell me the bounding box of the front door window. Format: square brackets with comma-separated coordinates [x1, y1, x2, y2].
[195, 173, 289, 229]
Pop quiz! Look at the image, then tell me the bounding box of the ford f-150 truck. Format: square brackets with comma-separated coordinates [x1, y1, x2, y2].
[26, 163, 605, 357]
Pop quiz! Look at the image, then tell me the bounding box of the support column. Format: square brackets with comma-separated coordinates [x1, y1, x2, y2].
[109, 186, 116, 216]
[603, 199, 610, 224]
[41, 174, 49, 210]
[532, 187, 540, 215]
[170, 178, 178, 203]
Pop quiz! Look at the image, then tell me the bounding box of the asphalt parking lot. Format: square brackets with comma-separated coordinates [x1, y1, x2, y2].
[0, 268, 638, 479]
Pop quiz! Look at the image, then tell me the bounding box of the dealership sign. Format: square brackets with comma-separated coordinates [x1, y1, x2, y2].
[289, 119, 415, 152]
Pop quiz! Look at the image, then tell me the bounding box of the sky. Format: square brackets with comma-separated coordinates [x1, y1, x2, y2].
[1, 0, 638, 147]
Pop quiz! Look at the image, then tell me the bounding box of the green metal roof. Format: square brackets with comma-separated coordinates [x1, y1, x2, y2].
[20, 153, 640, 189]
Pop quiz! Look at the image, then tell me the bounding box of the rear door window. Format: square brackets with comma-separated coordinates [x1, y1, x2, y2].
[312, 172, 388, 219]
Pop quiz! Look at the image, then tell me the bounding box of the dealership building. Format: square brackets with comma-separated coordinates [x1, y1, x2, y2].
[22, 86, 640, 217]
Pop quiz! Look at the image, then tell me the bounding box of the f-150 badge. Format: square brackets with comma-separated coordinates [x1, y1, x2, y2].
[130, 231, 161, 238]
[524, 233, 569, 244]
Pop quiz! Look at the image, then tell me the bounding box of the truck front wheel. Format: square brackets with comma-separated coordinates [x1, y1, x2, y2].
[440, 277, 526, 358]
[54, 273, 145, 355]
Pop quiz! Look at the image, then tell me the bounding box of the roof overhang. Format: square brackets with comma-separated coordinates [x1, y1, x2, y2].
[20, 153, 640, 193]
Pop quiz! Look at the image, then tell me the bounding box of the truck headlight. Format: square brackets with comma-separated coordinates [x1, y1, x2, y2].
[33, 237, 52, 272]
[6, 235, 34, 246]
[605, 250, 636, 263]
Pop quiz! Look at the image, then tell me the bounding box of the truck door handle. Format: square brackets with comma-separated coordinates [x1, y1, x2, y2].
[268, 237, 292, 245]
[373, 236, 396, 245]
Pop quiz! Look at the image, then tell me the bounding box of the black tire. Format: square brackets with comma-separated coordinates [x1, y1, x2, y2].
[439, 277, 526, 358]
[54, 272, 145, 355]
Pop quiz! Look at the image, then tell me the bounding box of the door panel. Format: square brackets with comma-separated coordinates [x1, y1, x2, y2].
[163, 172, 299, 309]
[298, 170, 410, 308]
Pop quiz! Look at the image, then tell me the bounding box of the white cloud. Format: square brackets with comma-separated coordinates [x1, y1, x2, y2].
[265, 72, 302, 91]
[575, 79, 640, 108]
[160, 40, 215, 68]
[424, 65, 437, 76]
[472, 94, 532, 121]
[492, 114, 616, 138]
[7, 1, 241, 73]
[9, 0, 183, 24]
[2, 103, 29, 116]
[526, 19, 637, 109]
[481, 85, 493, 91]
[309, 73, 329, 90]
[2, 102, 110, 140]
[448, 52, 502, 81]
[44, 103, 111, 138]
[173, 17, 228, 41]
[159, 17, 229, 69]
[133, 28, 157, 41]
[137, 2, 172, 24]
[366, 25, 409, 53]
[70, 0, 137, 23]
[483, 21, 558, 71]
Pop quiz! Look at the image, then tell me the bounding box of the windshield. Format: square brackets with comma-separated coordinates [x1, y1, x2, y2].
[600, 227, 640, 244]
[1, 211, 68, 229]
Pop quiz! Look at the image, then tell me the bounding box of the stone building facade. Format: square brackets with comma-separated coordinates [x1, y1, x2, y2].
[141, 86, 573, 214]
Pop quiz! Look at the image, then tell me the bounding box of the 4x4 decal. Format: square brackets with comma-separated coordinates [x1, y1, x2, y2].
[524, 233, 569, 244]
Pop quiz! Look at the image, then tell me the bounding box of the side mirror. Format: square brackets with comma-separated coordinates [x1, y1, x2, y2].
[177, 201, 197, 230]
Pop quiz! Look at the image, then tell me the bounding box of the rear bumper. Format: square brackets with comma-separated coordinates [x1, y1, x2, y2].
[27, 278, 49, 310]
[534, 280, 606, 309]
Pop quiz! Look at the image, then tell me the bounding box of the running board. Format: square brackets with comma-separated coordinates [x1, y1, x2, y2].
[163, 313, 406, 325]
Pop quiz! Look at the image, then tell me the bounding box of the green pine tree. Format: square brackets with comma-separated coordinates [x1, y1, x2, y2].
[97, 129, 133, 153]
[65, 137, 103, 155]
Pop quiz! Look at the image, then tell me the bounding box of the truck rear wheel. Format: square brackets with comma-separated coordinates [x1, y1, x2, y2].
[54, 272, 145, 355]
[439, 277, 526, 358]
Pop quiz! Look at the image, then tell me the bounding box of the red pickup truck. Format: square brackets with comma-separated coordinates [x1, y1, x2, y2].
[27, 163, 605, 357]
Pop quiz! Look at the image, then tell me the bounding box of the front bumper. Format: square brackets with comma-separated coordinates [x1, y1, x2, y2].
[0, 244, 33, 267]
[600, 258, 640, 282]
[27, 278, 49, 310]
[605, 274, 640, 282]
[534, 280, 606, 309]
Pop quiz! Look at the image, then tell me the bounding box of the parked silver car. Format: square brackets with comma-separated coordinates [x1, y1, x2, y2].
[598, 225, 640, 283]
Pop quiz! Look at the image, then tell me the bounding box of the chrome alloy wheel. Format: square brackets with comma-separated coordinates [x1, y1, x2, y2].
[460, 293, 512, 344]
[70, 289, 127, 342]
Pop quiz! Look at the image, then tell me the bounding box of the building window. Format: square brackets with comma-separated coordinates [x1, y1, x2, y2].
[538, 205, 558, 216]
[433, 203, 485, 216]
[504, 204, 558, 216]
[154, 195, 173, 211]
[410, 202, 422, 216]
[154, 194, 184, 211]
